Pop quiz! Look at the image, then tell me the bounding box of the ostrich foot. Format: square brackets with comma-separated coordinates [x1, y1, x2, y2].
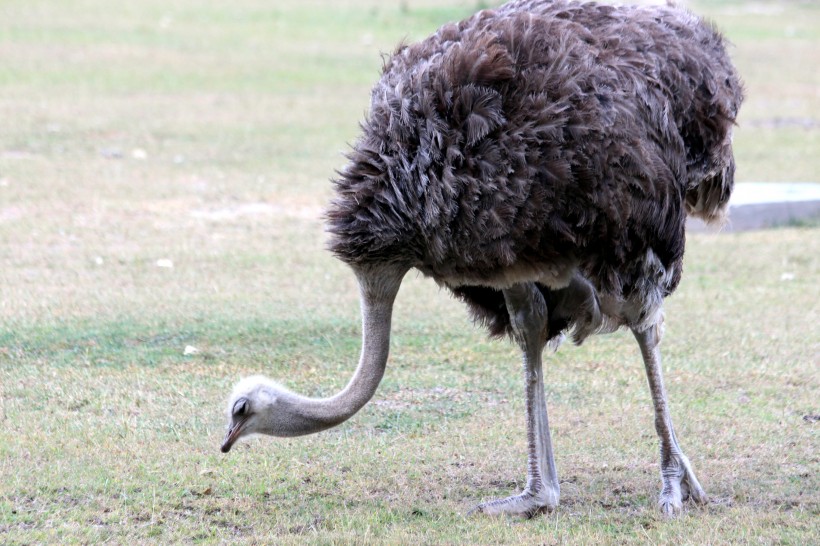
[471, 486, 559, 518]
[658, 452, 708, 516]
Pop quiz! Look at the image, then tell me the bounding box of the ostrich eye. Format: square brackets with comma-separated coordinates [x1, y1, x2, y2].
[233, 398, 249, 416]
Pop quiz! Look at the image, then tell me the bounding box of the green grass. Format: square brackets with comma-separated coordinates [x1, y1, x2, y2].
[1, 0, 819, 543]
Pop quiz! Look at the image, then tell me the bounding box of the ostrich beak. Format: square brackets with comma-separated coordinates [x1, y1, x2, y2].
[220, 417, 247, 453]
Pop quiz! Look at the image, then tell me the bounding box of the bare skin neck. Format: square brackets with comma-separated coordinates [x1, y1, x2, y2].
[264, 264, 407, 436]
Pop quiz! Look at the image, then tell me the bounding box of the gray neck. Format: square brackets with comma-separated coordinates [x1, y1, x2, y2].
[272, 264, 406, 436]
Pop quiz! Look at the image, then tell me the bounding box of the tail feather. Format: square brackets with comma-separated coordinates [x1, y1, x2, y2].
[684, 151, 735, 225]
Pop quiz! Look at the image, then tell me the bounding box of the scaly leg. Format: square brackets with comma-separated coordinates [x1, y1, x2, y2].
[472, 283, 560, 517]
[633, 320, 707, 516]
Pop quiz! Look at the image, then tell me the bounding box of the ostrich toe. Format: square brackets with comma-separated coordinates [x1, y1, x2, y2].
[471, 486, 559, 519]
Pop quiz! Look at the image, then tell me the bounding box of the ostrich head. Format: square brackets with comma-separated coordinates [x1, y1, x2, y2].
[221, 368, 381, 452]
[221, 375, 332, 452]
[221, 375, 285, 452]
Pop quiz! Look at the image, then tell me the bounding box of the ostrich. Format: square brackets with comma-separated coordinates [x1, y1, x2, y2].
[221, 0, 743, 517]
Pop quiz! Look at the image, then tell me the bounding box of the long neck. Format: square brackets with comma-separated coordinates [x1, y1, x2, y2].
[276, 264, 406, 435]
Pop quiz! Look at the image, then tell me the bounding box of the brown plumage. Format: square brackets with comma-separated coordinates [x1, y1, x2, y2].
[222, 0, 744, 517]
[327, 0, 742, 341]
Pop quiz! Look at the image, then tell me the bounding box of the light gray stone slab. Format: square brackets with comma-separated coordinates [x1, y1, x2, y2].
[687, 182, 820, 232]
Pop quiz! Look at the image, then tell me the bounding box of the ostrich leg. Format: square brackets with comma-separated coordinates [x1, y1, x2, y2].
[473, 282, 560, 517]
[632, 321, 708, 515]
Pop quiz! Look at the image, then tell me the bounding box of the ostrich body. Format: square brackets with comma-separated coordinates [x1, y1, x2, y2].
[222, 0, 743, 517]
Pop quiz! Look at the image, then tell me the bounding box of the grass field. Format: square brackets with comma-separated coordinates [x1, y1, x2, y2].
[1, 0, 818, 543]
